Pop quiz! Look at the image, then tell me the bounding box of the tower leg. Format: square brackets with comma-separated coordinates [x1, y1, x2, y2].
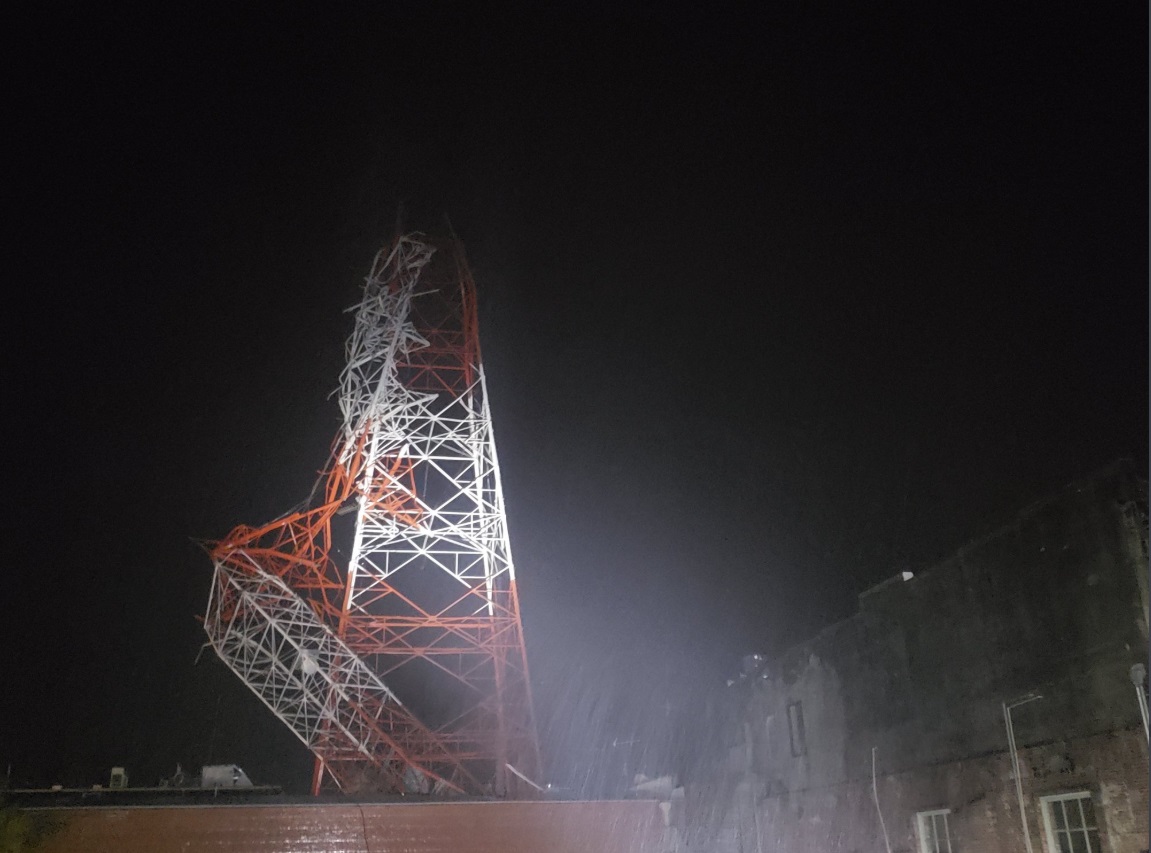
[311, 756, 325, 796]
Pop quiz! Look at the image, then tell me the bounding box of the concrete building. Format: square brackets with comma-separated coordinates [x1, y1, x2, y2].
[687, 460, 1149, 853]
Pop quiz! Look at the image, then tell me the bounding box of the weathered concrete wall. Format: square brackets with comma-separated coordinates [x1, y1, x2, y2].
[771, 461, 1147, 779]
[31, 799, 670, 853]
[687, 461, 1149, 853]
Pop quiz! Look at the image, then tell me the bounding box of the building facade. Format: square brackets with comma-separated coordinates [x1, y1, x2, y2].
[687, 461, 1149, 853]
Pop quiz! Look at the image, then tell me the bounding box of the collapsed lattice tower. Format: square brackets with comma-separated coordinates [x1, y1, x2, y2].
[203, 233, 540, 795]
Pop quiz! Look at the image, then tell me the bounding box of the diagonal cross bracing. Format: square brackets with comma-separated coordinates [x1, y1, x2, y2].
[204, 554, 476, 793]
[203, 231, 539, 796]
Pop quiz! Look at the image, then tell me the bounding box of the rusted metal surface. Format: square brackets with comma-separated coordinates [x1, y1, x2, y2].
[33, 799, 667, 852]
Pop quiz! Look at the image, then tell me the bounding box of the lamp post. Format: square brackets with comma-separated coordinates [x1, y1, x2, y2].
[1003, 692, 1043, 853]
[1130, 663, 1149, 743]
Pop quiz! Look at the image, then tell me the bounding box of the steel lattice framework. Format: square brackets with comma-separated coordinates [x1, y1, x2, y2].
[203, 233, 539, 796]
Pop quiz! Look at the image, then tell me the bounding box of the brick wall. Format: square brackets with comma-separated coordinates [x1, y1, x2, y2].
[31, 799, 670, 853]
[684, 729, 1146, 853]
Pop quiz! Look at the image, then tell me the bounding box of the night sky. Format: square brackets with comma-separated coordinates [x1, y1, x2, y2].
[6, 6, 1147, 794]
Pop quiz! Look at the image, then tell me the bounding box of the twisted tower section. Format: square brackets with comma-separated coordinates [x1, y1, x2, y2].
[204, 233, 539, 796]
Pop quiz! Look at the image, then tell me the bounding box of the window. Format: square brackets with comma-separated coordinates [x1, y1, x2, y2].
[1041, 792, 1102, 853]
[787, 701, 806, 757]
[916, 809, 953, 853]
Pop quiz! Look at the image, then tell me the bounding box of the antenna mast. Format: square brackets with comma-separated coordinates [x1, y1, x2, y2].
[204, 232, 539, 796]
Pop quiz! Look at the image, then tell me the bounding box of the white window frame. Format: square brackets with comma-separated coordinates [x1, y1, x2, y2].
[916, 808, 953, 853]
[1039, 791, 1102, 853]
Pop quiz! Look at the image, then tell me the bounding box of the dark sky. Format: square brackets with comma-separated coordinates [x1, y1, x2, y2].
[5, 6, 1147, 794]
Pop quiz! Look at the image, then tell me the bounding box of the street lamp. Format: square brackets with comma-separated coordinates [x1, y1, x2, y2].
[1003, 692, 1043, 853]
[1129, 663, 1149, 743]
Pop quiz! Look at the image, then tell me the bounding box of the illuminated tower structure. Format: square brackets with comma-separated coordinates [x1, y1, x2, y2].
[203, 232, 540, 796]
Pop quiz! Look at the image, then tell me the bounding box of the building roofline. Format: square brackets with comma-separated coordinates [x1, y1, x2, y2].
[765, 458, 1144, 672]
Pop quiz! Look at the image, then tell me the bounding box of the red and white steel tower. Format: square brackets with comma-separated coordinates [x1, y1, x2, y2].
[203, 232, 540, 796]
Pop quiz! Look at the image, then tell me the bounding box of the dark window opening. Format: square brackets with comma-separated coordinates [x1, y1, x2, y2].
[787, 701, 806, 757]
